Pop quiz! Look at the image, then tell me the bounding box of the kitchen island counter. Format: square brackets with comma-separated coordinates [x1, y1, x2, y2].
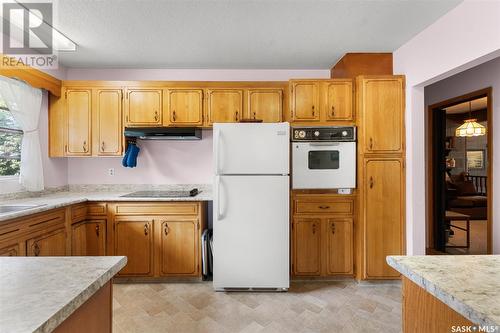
[0, 256, 126, 333]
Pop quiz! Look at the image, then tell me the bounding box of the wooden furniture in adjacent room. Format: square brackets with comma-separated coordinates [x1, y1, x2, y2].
[445, 210, 471, 249]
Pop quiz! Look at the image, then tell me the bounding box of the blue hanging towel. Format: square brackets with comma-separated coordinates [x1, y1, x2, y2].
[126, 143, 140, 168]
[122, 144, 131, 167]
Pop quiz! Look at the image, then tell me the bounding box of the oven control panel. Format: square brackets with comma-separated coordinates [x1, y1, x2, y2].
[291, 126, 356, 142]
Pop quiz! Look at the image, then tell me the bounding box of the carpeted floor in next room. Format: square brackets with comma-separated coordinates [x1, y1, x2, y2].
[112, 281, 402, 333]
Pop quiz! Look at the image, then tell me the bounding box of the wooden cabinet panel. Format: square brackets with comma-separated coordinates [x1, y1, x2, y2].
[96, 89, 122, 155]
[322, 81, 353, 121]
[326, 218, 353, 275]
[72, 220, 106, 256]
[27, 227, 66, 256]
[294, 198, 353, 215]
[207, 89, 243, 124]
[126, 89, 162, 126]
[160, 219, 199, 276]
[0, 244, 19, 256]
[364, 158, 404, 278]
[114, 218, 153, 276]
[167, 89, 203, 126]
[293, 218, 321, 275]
[291, 81, 319, 121]
[247, 89, 283, 122]
[66, 89, 91, 156]
[359, 77, 404, 153]
[114, 203, 199, 216]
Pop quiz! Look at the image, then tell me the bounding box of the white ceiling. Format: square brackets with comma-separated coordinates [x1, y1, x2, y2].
[445, 97, 488, 114]
[54, 0, 462, 69]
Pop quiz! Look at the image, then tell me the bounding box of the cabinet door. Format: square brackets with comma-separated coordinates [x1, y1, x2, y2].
[27, 228, 66, 256]
[207, 89, 243, 124]
[66, 89, 91, 156]
[114, 218, 153, 276]
[360, 77, 404, 153]
[167, 89, 203, 126]
[160, 219, 199, 276]
[247, 89, 283, 122]
[96, 89, 122, 156]
[364, 158, 404, 278]
[293, 218, 321, 275]
[326, 218, 353, 275]
[126, 89, 162, 126]
[291, 81, 319, 121]
[322, 81, 353, 121]
[72, 220, 106, 256]
[0, 244, 19, 256]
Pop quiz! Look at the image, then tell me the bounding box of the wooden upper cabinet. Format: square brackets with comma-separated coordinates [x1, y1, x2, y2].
[66, 89, 91, 156]
[96, 89, 122, 156]
[290, 81, 319, 121]
[207, 89, 243, 124]
[326, 218, 353, 275]
[293, 218, 321, 275]
[166, 89, 203, 126]
[126, 89, 162, 126]
[364, 158, 404, 278]
[322, 81, 353, 121]
[114, 218, 154, 276]
[72, 220, 106, 256]
[247, 89, 283, 122]
[27, 227, 66, 256]
[160, 219, 199, 276]
[359, 76, 405, 154]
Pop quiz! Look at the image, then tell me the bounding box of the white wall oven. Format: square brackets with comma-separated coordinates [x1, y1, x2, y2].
[291, 126, 356, 190]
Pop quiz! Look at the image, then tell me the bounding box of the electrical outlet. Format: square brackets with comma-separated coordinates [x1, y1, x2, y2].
[108, 168, 115, 176]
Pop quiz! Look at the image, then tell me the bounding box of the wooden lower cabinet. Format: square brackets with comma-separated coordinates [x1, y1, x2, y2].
[71, 220, 106, 256]
[293, 218, 321, 275]
[0, 243, 19, 256]
[326, 218, 353, 275]
[114, 217, 154, 276]
[27, 227, 66, 256]
[159, 219, 200, 276]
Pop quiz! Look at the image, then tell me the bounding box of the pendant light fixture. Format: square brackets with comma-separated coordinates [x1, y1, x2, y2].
[455, 101, 486, 137]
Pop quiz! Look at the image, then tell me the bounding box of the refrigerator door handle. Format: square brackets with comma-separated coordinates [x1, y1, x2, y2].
[216, 176, 224, 220]
[214, 128, 222, 174]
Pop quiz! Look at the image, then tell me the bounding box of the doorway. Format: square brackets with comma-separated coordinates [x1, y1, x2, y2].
[427, 88, 492, 255]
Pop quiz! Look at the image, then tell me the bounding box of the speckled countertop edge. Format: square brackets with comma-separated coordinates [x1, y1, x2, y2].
[387, 255, 500, 327]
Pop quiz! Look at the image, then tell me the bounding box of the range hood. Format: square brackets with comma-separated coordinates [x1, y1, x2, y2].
[124, 127, 202, 140]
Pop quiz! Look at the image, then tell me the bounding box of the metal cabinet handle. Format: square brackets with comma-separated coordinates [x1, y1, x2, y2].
[331, 222, 336, 234]
[95, 225, 100, 237]
[331, 106, 335, 117]
[369, 137, 373, 150]
[101, 141, 105, 152]
[311, 105, 315, 116]
[319, 205, 330, 209]
[33, 242, 40, 256]
[144, 223, 149, 236]
[312, 223, 316, 234]
[235, 110, 239, 121]
[83, 141, 87, 152]
[172, 110, 176, 121]
[253, 111, 256, 119]
[154, 111, 159, 122]
[164, 222, 169, 236]
[369, 176, 374, 189]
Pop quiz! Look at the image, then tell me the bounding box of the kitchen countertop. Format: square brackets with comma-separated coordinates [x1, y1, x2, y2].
[0, 188, 213, 222]
[0, 256, 127, 333]
[387, 255, 500, 327]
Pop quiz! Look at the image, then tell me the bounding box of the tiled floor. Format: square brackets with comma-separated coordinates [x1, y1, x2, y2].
[113, 281, 402, 333]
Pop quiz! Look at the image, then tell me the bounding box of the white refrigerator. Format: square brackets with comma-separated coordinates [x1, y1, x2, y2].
[213, 122, 290, 291]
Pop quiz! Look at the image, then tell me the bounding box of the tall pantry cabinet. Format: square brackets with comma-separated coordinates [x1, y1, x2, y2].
[356, 76, 406, 279]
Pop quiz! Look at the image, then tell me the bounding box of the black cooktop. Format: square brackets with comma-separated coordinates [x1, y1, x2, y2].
[120, 188, 199, 198]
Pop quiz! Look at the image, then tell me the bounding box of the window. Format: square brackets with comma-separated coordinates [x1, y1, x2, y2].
[0, 99, 22, 177]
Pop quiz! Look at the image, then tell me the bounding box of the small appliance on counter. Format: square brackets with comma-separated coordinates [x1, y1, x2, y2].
[120, 188, 199, 198]
[291, 126, 356, 191]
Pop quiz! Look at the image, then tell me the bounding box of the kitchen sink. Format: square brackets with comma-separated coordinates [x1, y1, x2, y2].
[0, 204, 47, 214]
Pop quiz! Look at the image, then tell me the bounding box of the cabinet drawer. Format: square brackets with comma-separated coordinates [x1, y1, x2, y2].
[71, 204, 88, 221]
[26, 210, 65, 231]
[294, 199, 353, 215]
[88, 203, 107, 216]
[114, 203, 199, 216]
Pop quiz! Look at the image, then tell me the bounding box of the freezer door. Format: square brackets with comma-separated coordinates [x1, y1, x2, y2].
[213, 122, 290, 175]
[213, 175, 289, 290]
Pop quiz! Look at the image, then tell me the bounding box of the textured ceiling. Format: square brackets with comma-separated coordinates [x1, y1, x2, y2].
[54, 0, 462, 69]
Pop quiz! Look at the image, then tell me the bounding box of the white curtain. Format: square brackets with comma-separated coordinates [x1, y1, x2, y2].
[0, 76, 43, 191]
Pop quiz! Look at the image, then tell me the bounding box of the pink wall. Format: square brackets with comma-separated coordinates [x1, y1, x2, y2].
[393, 0, 500, 254]
[63, 69, 330, 185]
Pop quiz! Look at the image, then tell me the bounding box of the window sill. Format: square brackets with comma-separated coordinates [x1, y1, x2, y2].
[0, 176, 23, 194]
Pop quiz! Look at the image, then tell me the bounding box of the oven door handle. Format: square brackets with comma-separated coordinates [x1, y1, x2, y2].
[308, 142, 340, 147]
